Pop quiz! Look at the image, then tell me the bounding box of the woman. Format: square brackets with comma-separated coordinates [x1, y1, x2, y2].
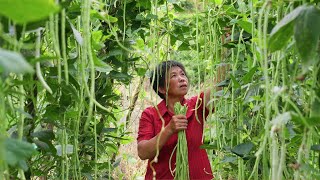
[137, 60, 219, 179]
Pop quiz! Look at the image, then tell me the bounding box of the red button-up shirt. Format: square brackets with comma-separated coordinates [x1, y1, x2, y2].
[137, 93, 214, 180]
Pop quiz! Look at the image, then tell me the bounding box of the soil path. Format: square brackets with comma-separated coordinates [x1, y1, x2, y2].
[116, 78, 160, 179]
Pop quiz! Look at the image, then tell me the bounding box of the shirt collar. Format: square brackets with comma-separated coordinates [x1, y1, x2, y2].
[156, 97, 187, 117]
[157, 100, 168, 117]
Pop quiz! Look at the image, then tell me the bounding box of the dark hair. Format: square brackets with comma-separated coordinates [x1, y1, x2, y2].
[150, 60, 188, 99]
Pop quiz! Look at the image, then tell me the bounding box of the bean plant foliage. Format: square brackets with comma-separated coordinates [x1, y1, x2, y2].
[0, 0, 167, 179]
[0, 0, 320, 179]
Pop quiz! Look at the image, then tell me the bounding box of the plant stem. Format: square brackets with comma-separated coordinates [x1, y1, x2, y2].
[0, 79, 7, 180]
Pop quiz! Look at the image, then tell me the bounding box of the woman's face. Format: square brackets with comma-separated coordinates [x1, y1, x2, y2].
[162, 66, 189, 98]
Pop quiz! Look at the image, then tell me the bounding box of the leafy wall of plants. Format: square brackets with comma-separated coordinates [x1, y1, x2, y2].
[0, 0, 164, 179]
[0, 0, 320, 179]
[188, 1, 320, 180]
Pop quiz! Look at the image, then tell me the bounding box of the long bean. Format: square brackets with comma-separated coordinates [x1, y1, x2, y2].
[173, 102, 189, 180]
[61, 0, 69, 85]
[0, 79, 7, 180]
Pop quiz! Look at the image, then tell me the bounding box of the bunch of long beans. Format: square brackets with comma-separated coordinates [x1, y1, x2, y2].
[173, 102, 189, 180]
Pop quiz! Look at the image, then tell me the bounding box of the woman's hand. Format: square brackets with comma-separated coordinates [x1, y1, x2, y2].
[166, 114, 188, 135]
[138, 114, 188, 160]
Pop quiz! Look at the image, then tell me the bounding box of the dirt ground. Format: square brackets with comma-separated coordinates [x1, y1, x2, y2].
[115, 78, 160, 180]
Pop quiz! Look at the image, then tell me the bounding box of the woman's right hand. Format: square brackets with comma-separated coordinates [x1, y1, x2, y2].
[166, 114, 188, 135]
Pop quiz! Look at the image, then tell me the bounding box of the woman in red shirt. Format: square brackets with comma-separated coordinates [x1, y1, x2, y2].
[137, 60, 220, 179]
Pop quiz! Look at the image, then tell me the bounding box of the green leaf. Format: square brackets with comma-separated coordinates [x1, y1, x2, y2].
[269, 5, 306, 52]
[31, 130, 55, 141]
[221, 156, 237, 163]
[311, 97, 320, 117]
[291, 113, 308, 127]
[177, 42, 190, 51]
[135, 14, 145, 21]
[83, 173, 93, 180]
[33, 140, 50, 151]
[0, 48, 34, 75]
[173, 4, 184, 12]
[136, 0, 151, 9]
[173, 19, 188, 27]
[109, 71, 132, 83]
[18, 160, 28, 171]
[294, 6, 320, 69]
[237, 20, 253, 34]
[214, 0, 223, 5]
[113, 157, 121, 168]
[4, 138, 37, 171]
[200, 143, 218, 150]
[30, 55, 58, 65]
[146, 14, 158, 20]
[291, 113, 320, 127]
[311, 145, 320, 152]
[307, 117, 320, 127]
[133, 38, 145, 50]
[43, 104, 63, 124]
[214, 90, 224, 97]
[136, 67, 147, 76]
[16, 108, 33, 119]
[67, 19, 83, 46]
[95, 66, 113, 73]
[108, 49, 124, 57]
[231, 142, 254, 157]
[242, 66, 257, 84]
[105, 14, 118, 23]
[101, 128, 117, 133]
[211, 0, 223, 5]
[90, 11, 118, 23]
[229, 74, 241, 89]
[32, 139, 57, 154]
[0, 0, 60, 24]
[216, 79, 230, 87]
[168, 0, 179, 3]
[93, 54, 113, 74]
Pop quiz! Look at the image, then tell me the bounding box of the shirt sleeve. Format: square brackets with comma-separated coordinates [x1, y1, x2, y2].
[137, 107, 155, 142]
